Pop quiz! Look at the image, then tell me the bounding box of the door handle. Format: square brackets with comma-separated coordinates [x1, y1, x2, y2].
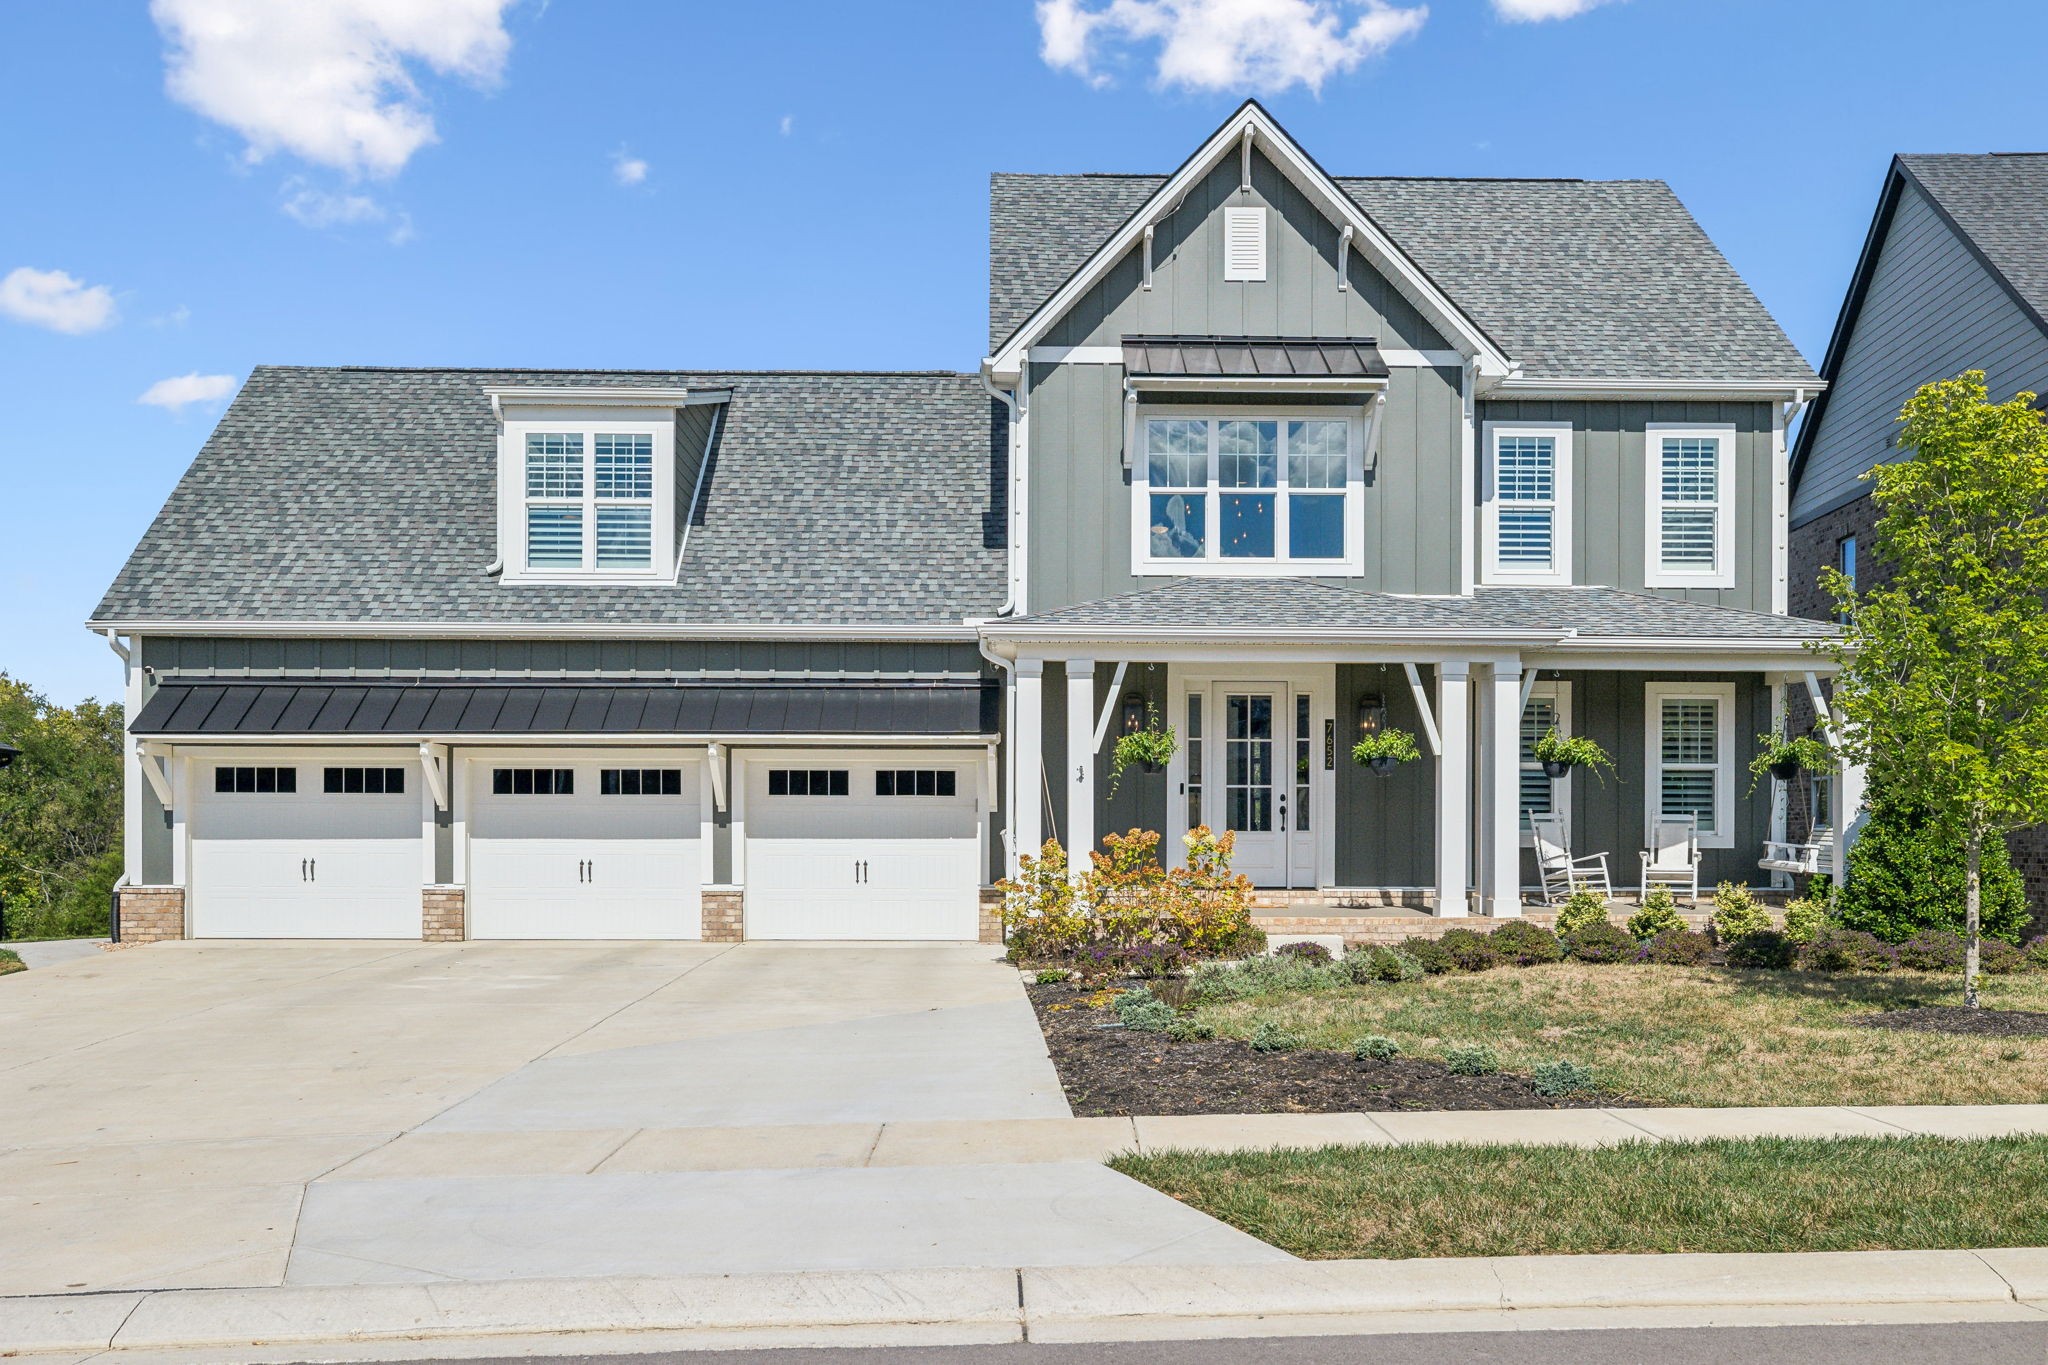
[588, 859, 594, 885]
[301, 858, 307, 882]
[309, 859, 316, 882]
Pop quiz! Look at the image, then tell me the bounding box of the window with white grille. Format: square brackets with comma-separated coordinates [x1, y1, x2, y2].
[1134, 411, 1364, 575]
[1644, 681, 1735, 847]
[506, 420, 668, 580]
[1645, 425, 1735, 588]
[1517, 683, 1572, 840]
[1223, 207, 1267, 281]
[1485, 423, 1572, 583]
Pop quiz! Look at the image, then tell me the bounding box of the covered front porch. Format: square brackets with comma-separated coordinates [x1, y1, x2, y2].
[980, 581, 1849, 918]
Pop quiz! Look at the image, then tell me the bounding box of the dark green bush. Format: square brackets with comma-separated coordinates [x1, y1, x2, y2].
[1488, 919, 1563, 965]
[1404, 937, 1456, 975]
[1896, 930, 1966, 972]
[1634, 928, 1713, 965]
[1437, 927, 1505, 972]
[1725, 929, 1796, 969]
[1981, 937, 2026, 975]
[1837, 803, 2029, 945]
[2026, 937, 2048, 970]
[1801, 927, 1898, 973]
[1561, 919, 1634, 963]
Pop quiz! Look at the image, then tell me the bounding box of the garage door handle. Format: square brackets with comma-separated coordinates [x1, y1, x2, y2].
[300, 858, 307, 882]
[309, 859, 316, 882]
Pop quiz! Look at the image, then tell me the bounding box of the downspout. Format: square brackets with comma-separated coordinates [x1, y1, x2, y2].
[977, 364, 1027, 618]
[977, 636, 1017, 868]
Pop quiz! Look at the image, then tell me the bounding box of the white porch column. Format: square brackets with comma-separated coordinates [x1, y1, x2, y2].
[1012, 659, 1044, 868]
[1065, 658, 1097, 870]
[1487, 659, 1524, 916]
[1435, 661, 1472, 917]
[1766, 674, 1791, 890]
[1834, 749, 1868, 893]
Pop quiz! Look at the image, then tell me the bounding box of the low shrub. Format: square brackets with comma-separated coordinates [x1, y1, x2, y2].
[1034, 968, 1072, 985]
[1896, 930, 1966, 973]
[2026, 936, 2048, 970]
[1781, 896, 1829, 944]
[1220, 923, 1270, 959]
[1561, 919, 1635, 964]
[1982, 937, 2026, 975]
[1725, 929, 1796, 969]
[1627, 886, 1688, 941]
[1488, 919, 1564, 965]
[1404, 937, 1456, 975]
[1076, 941, 1190, 979]
[1437, 927, 1505, 972]
[1353, 1034, 1401, 1061]
[1634, 928, 1713, 966]
[1708, 882, 1772, 942]
[1114, 986, 1177, 1033]
[1166, 1015, 1215, 1042]
[1801, 927, 1898, 973]
[1182, 954, 1352, 1003]
[1531, 1058, 1597, 1097]
[1274, 940, 1333, 963]
[1351, 944, 1425, 983]
[1250, 1019, 1304, 1052]
[999, 827, 1260, 968]
[1444, 1042, 1498, 1076]
[1553, 890, 1610, 937]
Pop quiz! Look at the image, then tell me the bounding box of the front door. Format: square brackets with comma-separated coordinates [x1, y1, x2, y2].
[1215, 686, 1316, 888]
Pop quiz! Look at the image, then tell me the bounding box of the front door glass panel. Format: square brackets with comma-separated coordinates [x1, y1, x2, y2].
[1224, 693, 1274, 833]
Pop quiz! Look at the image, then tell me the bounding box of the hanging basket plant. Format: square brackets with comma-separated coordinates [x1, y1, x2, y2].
[1108, 710, 1178, 796]
[1531, 728, 1615, 783]
[1748, 732, 1830, 791]
[1351, 727, 1421, 776]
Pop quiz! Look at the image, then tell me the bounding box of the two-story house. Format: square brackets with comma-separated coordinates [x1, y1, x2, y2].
[1790, 152, 2048, 911]
[94, 103, 1833, 945]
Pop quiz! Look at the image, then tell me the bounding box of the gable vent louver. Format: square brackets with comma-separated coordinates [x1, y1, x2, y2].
[1223, 206, 1267, 282]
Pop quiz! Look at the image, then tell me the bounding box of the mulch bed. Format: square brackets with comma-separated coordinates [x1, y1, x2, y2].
[1851, 1006, 2048, 1037]
[1027, 982, 1626, 1117]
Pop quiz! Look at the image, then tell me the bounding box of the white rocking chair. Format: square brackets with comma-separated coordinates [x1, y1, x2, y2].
[1530, 813, 1612, 907]
[1641, 817, 1703, 904]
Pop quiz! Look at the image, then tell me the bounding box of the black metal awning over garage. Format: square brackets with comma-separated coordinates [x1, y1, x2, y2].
[131, 679, 999, 740]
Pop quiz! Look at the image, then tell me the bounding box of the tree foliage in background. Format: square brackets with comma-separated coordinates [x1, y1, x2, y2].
[1822, 372, 2048, 1007]
[0, 673, 122, 939]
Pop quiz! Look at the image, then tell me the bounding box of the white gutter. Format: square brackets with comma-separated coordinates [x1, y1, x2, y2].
[985, 626, 1574, 647]
[143, 732, 999, 747]
[1489, 378, 1828, 401]
[100, 629, 130, 663]
[88, 619, 982, 641]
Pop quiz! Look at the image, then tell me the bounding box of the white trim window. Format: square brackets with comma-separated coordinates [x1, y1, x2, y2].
[1644, 423, 1736, 589]
[498, 414, 674, 582]
[1518, 681, 1573, 844]
[1132, 410, 1366, 577]
[1644, 681, 1736, 849]
[1483, 421, 1573, 584]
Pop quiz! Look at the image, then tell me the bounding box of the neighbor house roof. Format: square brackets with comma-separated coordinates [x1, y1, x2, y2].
[92, 366, 1007, 630]
[989, 173, 1816, 383]
[989, 580, 1836, 644]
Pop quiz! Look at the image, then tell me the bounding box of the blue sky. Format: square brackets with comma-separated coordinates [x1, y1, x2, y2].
[5, 0, 2047, 705]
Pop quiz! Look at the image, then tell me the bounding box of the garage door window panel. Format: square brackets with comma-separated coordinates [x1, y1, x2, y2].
[601, 767, 684, 796]
[323, 766, 406, 795]
[768, 768, 849, 796]
[876, 769, 957, 797]
[214, 765, 297, 794]
[492, 767, 575, 795]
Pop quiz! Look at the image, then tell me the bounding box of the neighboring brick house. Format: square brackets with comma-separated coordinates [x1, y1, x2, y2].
[1789, 153, 2048, 916]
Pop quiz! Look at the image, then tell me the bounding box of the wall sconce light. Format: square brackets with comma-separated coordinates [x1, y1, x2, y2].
[1356, 693, 1387, 738]
[0, 741, 17, 771]
[1120, 692, 1146, 735]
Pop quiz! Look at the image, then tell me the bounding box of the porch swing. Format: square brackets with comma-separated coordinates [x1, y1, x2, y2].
[1758, 768, 1834, 878]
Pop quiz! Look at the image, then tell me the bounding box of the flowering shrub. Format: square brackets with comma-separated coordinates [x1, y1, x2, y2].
[1800, 927, 1898, 973]
[1274, 940, 1333, 963]
[1562, 919, 1635, 963]
[1634, 928, 1713, 965]
[1708, 882, 1772, 942]
[1896, 930, 1967, 972]
[1488, 919, 1564, 965]
[1725, 929, 1796, 969]
[999, 826, 1259, 972]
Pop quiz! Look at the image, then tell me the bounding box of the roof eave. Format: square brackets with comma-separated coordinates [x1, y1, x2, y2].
[88, 619, 986, 642]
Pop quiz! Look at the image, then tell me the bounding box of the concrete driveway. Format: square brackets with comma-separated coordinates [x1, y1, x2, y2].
[0, 940, 1281, 1296]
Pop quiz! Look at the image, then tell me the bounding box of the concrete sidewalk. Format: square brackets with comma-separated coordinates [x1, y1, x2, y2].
[9, 1248, 2048, 1362]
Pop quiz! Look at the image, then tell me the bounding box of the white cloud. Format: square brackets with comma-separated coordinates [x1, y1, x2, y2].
[150, 0, 516, 179]
[0, 267, 118, 334]
[279, 179, 414, 244]
[1036, 0, 1427, 93]
[138, 372, 238, 411]
[1491, 0, 1622, 19]
[611, 148, 649, 186]
[778, 114, 794, 136]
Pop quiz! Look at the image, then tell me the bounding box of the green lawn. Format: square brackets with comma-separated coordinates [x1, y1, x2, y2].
[1114, 1136, 2048, 1259]
[1191, 962, 2048, 1106]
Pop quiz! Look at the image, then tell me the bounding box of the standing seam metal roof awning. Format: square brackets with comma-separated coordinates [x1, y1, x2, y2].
[1122, 334, 1391, 379]
[131, 680, 1000, 738]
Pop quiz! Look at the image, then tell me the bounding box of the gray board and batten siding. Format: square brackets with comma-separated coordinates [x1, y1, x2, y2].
[1793, 175, 2048, 527]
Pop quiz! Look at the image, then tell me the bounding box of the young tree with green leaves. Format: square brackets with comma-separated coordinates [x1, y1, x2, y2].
[0, 674, 124, 939]
[1822, 372, 2048, 1007]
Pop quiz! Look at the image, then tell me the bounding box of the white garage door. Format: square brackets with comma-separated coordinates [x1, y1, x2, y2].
[468, 755, 702, 940]
[190, 759, 421, 939]
[744, 755, 980, 940]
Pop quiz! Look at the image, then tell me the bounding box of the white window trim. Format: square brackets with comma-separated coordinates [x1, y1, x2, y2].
[1643, 422, 1736, 590]
[1518, 680, 1573, 847]
[1643, 680, 1736, 850]
[1130, 406, 1368, 578]
[1482, 421, 1573, 585]
[497, 409, 676, 584]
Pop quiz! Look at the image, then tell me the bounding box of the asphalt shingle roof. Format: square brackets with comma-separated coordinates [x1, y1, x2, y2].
[1898, 153, 2048, 326]
[988, 173, 1816, 383]
[92, 367, 1007, 628]
[1000, 579, 1834, 642]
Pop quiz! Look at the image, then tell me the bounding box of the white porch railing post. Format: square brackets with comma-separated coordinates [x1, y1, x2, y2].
[1488, 660, 1524, 917]
[1065, 658, 1098, 879]
[1012, 660, 1044, 869]
[1436, 661, 1472, 917]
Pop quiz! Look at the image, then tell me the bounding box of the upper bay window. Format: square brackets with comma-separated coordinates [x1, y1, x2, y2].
[1134, 411, 1364, 577]
[1644, 423, 1736, 589]
[495, 403, 678, 583]
[1483, 421, 1572, 585]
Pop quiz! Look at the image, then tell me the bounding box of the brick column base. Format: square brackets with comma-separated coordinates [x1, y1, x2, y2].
[422, 886, 466, 941]
[702, 890, 744, 942]
[116, 886, 185, 943]
[979, 886, 1005, 945]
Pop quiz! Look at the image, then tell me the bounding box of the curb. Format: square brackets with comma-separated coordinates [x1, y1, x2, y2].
[6, 1249, 2048, 1358]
